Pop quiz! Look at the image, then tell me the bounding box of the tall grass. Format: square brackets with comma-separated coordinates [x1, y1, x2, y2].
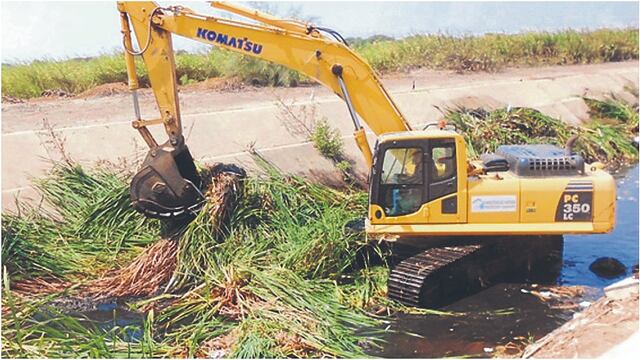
[151, 162, 380, 357]
[1, 50, 300, 99]
[2, 160, 385, 358]
[358, 28, 639, 73]
[1, 162, 161, 280]
[2, 29, 637, 99]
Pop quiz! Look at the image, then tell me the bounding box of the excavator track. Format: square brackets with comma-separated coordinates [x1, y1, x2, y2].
[387, 244, 488, 307]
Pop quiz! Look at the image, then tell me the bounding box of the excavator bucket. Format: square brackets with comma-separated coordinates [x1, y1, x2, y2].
[130, 142, 204, 218]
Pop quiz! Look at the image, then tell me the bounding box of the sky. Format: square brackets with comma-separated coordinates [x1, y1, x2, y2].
[1, 1, 638, 64]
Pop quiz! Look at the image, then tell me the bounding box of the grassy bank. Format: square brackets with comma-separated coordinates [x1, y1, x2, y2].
[2, 28, 638, 99]
[357, 28, 638, 73]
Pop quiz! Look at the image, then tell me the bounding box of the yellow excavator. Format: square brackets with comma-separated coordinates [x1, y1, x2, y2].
[118, 2, 616, 307]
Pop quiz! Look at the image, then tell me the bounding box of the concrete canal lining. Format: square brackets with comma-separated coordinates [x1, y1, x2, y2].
[2, 61, 638, 211]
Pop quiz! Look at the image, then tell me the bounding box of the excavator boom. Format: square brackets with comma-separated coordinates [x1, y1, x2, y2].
[118, 1, 411, 217]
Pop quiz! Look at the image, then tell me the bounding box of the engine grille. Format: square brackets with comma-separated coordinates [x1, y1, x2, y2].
[496, 144, 584, 177]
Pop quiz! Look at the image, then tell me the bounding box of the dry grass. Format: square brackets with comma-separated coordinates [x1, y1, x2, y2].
[10, 277, 72, 297]
[85, 238, 178, 299]
[202, 165, 244, 233]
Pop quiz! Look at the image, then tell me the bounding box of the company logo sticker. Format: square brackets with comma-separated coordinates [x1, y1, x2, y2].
[196, 28, 263, 54]
[471, 195, 517, 213]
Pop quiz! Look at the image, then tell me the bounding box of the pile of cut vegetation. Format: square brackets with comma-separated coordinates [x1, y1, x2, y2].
[444, 96, 638, 165]
[1, 158, 394, 358]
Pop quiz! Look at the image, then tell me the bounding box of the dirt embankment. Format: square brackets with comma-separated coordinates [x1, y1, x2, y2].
[522, 277, 639, 358]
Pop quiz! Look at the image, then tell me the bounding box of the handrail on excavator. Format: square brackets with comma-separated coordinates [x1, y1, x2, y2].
[210, 1, 314, 35]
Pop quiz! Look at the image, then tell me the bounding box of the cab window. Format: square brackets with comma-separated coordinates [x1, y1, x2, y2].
[382, 148, 423, 184]
[379, 147, 424, 216]
[428, 140, 457, 201]
[431, 142, 456, 181]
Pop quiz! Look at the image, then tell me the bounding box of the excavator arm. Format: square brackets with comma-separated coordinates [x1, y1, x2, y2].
[118, 1, 411, 218]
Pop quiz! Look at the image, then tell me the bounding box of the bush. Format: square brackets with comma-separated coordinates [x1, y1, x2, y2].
[309, 118, 345, 161]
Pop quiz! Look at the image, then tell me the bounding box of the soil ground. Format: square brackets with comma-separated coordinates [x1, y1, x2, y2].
[522, 278, 639, 358]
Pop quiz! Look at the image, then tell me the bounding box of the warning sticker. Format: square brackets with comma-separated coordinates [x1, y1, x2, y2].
[471, 195, 517, 213]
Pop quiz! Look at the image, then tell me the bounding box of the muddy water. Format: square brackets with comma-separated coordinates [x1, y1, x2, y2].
[365, 284, 599, 358]
[74, 302, 144, 340]
[368, 164, 638, 358]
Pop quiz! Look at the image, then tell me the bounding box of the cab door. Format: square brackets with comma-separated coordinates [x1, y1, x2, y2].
[370, 142, 428, 222]
[424, 138, 463, 223]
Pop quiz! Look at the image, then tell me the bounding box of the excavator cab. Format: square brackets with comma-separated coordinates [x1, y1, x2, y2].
[369, 131, 464, 224]
[367, 130, 616, 238]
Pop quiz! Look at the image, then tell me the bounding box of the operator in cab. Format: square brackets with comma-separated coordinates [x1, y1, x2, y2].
[382, 148, 424, 216]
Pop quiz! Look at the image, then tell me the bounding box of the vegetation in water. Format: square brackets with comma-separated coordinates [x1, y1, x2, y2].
[2, 28, 638, 99]
[1, 158, 393, 358]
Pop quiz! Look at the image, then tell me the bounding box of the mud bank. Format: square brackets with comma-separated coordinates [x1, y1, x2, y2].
[522, 276, 639, 358]
[2, 61, 638, 211]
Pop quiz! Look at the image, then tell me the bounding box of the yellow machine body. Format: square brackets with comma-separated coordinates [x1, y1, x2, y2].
[366, 131, 616, 239]
[117, 1, 616, 239]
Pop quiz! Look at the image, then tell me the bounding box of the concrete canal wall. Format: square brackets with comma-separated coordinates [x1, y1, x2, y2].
[2, 61, 638, 211]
